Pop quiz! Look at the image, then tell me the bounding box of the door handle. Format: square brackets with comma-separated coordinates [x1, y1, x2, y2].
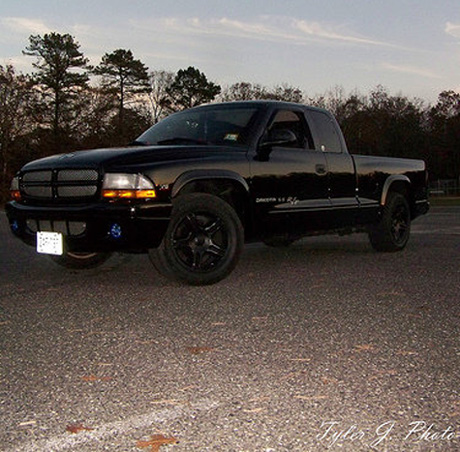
[315, 164, 327, 175]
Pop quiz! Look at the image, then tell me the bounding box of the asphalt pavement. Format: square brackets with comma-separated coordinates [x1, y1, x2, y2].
[0, 207, 459, 451]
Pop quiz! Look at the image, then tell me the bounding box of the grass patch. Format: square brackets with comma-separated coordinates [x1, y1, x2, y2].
[429, 197, 460, 206]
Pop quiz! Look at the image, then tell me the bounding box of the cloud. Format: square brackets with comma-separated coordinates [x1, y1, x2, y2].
[382, 62, 442, 80]
[131, 16, 400, 49]
[293, 20, 391, 47]
[445, 22, 460, 38]
[1, 17, 51, 35]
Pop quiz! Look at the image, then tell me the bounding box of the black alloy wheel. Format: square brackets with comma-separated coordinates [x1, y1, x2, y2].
[369, 192, 411, 252]
[150, 193, 244, 285]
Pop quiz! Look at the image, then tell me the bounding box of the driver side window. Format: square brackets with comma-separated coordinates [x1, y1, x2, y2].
[268, 110, 313, 149]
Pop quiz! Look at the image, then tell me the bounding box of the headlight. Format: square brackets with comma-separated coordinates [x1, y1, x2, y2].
[102, 173, 156, 199]
[10, 176, 21, 201]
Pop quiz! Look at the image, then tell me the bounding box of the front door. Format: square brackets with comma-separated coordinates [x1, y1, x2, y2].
[250, 108, 330, 237]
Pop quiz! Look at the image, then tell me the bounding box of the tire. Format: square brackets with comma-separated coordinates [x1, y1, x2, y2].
[149, 193, 244, 285]
[369, 192, 411, 252]
[50, 251, 112, 269]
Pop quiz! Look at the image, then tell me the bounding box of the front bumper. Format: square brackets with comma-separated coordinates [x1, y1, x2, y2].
[414, 199, 430, 218]
[5, 201, 172, 253]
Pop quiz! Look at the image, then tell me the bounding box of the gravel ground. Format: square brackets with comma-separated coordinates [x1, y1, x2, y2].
[0, 207, 459, 451]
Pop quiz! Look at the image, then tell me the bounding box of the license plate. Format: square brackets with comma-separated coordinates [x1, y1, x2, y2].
[37, 231, 63, 256]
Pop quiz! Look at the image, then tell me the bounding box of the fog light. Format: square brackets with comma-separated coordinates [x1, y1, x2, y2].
[11, 220, 19, 233]
[109, 223, 122, 239]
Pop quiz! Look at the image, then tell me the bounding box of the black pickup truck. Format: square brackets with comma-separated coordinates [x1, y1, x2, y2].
[6, 101, 429, 285]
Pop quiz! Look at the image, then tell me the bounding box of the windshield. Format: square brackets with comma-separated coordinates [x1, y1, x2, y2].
[136, 106, 260, 147]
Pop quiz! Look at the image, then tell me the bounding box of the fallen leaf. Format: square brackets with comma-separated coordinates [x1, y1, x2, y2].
[18, 420, 37, 427]
[179, 385, 197, 392]
[368, 369, 397, 381]
[288, 358, 311, 362]
[0, 321, 10, 326]
[243, 407, 265, 413]
[91, 316, 104, 322]
[211, 322, 226, 326]
[251, 316, 268, 322]
[136, 434, 178, 451]
[150, 399, 184, 406]
[186, 346, 214, 355]
[66, 423, 94, 434]
[81, 375, 112, 382]
[280, 371, 305, 382]
[294, 395, 328, 401]
[354, 344, 377, 352]
[395, 350, 418, 356]
[321, 376, 339, 385]
[378, 291, 404, 297]
[249, 396, 270, 403]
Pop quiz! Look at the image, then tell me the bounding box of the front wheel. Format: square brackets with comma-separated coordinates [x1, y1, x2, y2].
[50, 252, 112, 269]
[369, 192, 411, 252]
[149, 194, 244, 285]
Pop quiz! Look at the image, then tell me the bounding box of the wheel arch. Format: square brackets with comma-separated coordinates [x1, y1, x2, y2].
[171, 170, 252, 228]
[381, 175, 410, 202]
[381, 175, 420, 219]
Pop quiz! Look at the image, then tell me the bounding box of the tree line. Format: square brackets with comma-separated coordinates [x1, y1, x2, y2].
[1, 32, 459, 202]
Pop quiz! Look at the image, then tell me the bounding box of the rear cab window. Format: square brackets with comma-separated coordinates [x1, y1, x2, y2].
[306, 110, 343, 153]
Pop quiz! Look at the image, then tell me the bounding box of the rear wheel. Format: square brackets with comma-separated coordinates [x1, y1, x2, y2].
[50, 252, 112, 269]
[149, 193, 244, 285]
[369, 192, 411, 252]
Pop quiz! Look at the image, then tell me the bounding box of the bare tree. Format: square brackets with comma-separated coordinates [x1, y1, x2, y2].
[147, 70, 174, 123]
[220, 82, 267, 101]
[0, 65, 34, 186]
[221, 82, 304, 103]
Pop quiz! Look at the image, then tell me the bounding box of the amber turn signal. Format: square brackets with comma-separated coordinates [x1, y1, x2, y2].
[102, 189, 156, 199]
[10, 190, 21, 201]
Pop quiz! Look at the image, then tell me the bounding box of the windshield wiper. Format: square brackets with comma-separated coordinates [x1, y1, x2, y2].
[157, 137, 208, 146]
[129, 140, 148, 146]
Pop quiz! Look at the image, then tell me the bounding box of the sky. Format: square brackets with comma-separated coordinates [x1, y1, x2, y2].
[1, 0, 460, 104]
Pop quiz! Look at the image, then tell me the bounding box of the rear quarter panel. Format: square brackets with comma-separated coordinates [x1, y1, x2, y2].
[353, 154, 428, 207]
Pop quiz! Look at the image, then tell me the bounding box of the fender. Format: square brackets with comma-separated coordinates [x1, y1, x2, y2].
[381, 175, 411, 205]
[171, 169, 250, 198]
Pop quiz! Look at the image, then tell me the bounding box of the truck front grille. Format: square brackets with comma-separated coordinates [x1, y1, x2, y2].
[21, 169, 99, 202]
[26, 219, 86, 236]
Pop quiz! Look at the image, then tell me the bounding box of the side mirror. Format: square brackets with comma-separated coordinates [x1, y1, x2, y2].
[259, 129, 297, 149]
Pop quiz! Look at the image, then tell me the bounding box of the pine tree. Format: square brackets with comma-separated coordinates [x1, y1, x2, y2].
[167, 66, 221, 110]
[94, 49, 149, 135]
[23, 32, 89, 149]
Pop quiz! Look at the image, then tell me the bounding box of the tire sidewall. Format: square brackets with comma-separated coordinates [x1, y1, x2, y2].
[369, 192, 411, 252]
[155, 194, 244, 285]
[385, 193, 411, 249]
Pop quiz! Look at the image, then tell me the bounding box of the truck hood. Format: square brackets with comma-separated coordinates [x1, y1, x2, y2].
[21, 145, 247, 172]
